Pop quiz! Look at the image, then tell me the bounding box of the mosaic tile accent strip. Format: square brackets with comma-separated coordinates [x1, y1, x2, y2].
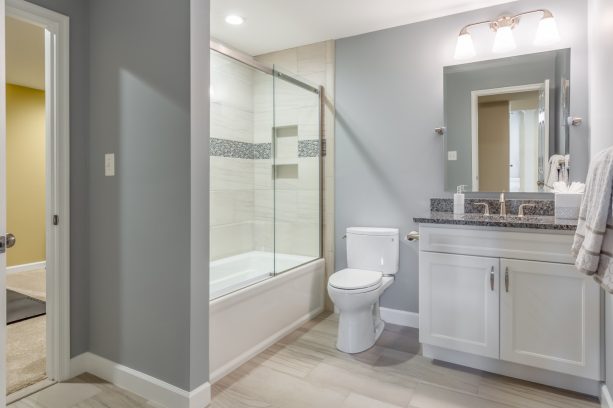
[253, 143, 272, 160]
[210, 138, 320, 159]
[210, 138, 253, 159]
[298, 140, 320, 158]
[430, 198, 555, 216]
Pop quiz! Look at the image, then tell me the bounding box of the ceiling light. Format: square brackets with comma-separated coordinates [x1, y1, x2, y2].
[534, 12, 560, 46]
[453, 9, 560, 59]
[454, 31, 476, 60]
[225, 15, 244, 25]
[492, 26, 516, 53]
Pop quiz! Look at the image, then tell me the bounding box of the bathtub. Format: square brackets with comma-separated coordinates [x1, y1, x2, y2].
[210, 251, 316, 299]
[209, 256, 325, 382]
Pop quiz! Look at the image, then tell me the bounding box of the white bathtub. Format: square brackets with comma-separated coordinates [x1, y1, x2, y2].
[209, 256, 325, 382]
[210, 251, 316, 299]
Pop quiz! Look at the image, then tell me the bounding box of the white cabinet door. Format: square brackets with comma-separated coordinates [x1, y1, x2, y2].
[500, 259, 601, 380]
[419, 252, 500, 358]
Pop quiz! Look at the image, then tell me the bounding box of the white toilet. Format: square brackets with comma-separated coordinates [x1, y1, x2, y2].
[328, 227, 399, 354]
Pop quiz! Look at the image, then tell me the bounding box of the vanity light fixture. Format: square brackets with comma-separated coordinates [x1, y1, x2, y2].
[454, 9, 559, 59]
[225, 15, 244, 25]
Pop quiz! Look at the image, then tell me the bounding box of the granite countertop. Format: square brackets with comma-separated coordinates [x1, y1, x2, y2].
[414, 212, 578, 231]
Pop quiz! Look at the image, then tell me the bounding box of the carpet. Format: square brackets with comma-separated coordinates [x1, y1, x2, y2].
[7, 289, 46, 325]
[7, 315, 47, 395]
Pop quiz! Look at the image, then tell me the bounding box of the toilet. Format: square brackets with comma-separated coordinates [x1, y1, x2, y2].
[328, 227, 399, 354]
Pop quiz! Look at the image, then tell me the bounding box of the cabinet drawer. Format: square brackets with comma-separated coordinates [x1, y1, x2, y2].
[419, 226, 574, 264]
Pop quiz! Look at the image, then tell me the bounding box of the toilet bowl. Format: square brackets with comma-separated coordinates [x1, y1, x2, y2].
[328, 227, 399, 354]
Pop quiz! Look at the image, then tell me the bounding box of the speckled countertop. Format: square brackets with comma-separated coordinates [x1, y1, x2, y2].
[414, 212, 578, 231]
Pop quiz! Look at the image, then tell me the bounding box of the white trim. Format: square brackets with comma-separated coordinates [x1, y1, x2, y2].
[423, 344, 601, 397]
[6, 261, 46, 274]
[210, 306, 324, 383]
[470, 83, 547, 192]
[6, 0, 71, 383]
[380, 307, 419, 328]
[602, 384, 613, 408]
[70, 353, 211, 408]
[0, 2, 8, 406]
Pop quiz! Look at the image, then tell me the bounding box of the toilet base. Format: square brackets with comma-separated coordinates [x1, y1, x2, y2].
[335, 303, 386, 354]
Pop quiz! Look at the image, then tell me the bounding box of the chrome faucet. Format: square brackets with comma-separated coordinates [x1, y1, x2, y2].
[499, 192, 506, 216]
[518, 203, 536, 218]
[474, 202, 490, 216]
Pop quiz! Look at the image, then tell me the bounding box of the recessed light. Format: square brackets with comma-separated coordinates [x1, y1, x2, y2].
[225, 15, 244, 25]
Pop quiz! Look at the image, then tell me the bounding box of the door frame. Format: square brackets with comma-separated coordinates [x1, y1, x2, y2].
[2, 0, 71, 393]
[470, 82, 549, 192]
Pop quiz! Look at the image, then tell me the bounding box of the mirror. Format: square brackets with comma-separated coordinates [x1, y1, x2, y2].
[444, 49, 571, 193]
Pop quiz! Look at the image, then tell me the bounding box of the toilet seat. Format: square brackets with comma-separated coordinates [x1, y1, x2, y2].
[328, 269, 382, 292]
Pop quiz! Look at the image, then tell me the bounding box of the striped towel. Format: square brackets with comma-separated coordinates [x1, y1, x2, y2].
[571, 147, 613, 292]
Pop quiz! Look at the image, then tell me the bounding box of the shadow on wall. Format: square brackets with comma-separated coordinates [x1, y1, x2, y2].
[335, 110, 408, 212]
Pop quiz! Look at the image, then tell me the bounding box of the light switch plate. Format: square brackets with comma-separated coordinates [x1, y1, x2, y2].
[448, 151, 457, 161]
[105, 153, 115, 176]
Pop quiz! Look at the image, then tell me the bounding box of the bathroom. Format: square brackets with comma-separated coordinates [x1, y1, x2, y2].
[208, 0, 610, 406]
[1, 0, 612, 407]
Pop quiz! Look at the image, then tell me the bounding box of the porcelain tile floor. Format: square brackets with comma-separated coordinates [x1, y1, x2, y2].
[11, 312, 601, 408]
[211, 312, 599, 408]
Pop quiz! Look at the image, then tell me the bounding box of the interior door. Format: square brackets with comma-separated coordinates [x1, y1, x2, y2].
[419, 252, 500, 359]
[500, 259, 601, 380]
[0, 0, 8, 404]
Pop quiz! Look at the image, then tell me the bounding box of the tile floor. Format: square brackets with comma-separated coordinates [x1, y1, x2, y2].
[10, 312, 600, 408]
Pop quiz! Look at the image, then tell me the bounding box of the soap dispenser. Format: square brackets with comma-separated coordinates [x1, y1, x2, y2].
[454, 185, 467, 215]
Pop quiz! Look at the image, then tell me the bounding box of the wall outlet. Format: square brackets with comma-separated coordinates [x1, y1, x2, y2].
[448, 151, 458, 161]
[105, 153, 115, 176]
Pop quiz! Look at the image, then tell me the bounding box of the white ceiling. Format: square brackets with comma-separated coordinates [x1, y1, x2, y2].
[211, 0, 518, 56]
[6, 17, 45, 90]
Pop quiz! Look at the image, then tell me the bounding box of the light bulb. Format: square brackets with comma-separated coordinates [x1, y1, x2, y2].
[534, 16, 560, 46]
[225, 15, 244, 25]
[454, 32, 476, 60]
[492, 26, 516, 53]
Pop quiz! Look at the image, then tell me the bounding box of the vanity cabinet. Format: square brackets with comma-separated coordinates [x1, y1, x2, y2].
[418, 225, 601, 383]
[500, 259, 600, 379]
[419, 252, 499, 359]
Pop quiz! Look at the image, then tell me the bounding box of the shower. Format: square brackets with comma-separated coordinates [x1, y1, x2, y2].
[209, 42, 323, 300]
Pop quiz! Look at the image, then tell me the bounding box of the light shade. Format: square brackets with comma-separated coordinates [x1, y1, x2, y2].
[225, 15, 244, 25]
[454, 33, 476, 60]
[492, 26, 516, 53]
[534, 16, 560, 46]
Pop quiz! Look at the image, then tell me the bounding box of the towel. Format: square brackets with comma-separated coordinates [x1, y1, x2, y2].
[545, 155, 568, 191]
[571, 147, 613, 292]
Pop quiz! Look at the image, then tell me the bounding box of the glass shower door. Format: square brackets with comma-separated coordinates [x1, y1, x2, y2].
[272, 67, 322, 275]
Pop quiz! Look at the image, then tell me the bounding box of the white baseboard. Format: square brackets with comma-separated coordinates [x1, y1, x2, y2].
[210, 306, 324, 383]
[380, 307, 419, 328]
[602, 384, 613, 408]
[70, 352, 211, 408]
[7, 261, 46, 275]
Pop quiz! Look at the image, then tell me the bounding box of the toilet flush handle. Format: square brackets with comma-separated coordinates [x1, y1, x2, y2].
[406, 231, 420, 241]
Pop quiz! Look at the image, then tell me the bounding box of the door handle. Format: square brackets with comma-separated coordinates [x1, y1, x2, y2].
[490, 266, 495, 291]
[0, 236, 5, 254]
[6, 233, 16, 249]
[505, 267, 509, 292]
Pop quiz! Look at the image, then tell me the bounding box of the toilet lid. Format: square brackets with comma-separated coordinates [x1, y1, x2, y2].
[329, 269, 382, 290]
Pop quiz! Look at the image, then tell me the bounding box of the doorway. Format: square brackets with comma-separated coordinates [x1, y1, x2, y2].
[1, 0, 70, 404]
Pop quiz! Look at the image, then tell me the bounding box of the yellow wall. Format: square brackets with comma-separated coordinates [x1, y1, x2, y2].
[6, 84, 46, 266]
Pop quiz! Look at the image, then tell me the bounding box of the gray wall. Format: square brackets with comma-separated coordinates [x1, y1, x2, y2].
[189, 0, 211, 391]
[588, 0, 613, 392]
[26, 0, 91, 357]
[88, 0, 196, 389]
[335, 0, 589, 314]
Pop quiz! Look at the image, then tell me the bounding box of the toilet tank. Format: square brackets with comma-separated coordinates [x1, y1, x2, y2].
[346, 227, 399, 275]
